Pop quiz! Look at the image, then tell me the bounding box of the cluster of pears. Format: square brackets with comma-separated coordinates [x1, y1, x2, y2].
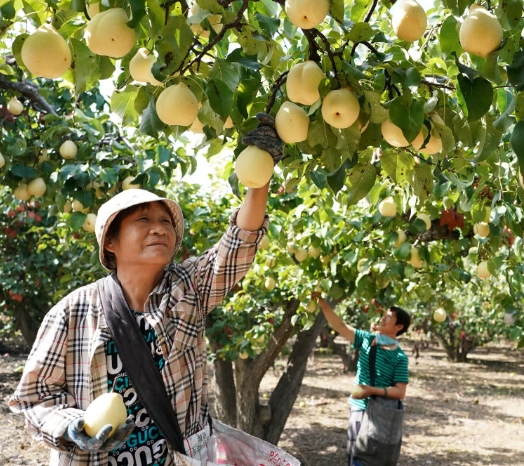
[16, 1, 504, 194]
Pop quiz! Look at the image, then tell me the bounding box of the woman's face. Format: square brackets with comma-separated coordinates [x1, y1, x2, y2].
[105, 202, 177, 271]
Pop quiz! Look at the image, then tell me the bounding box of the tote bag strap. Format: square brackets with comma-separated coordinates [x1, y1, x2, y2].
[369, 340, 377, 387]
[97, 274, 186, 455]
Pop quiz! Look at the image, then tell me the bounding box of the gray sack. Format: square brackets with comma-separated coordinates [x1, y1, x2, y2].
[353, 396, 404, 466]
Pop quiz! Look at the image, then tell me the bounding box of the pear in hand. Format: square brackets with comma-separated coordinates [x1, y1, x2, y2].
[84, 392, 127, 438]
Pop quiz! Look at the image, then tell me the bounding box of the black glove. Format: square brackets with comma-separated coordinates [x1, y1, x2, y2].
[64, 415, 135, 452]
[242, 113, 284, 163]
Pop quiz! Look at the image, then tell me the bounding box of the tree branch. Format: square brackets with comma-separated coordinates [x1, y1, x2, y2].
[0, 74, 58, 116]
[364, 0, 379, 23]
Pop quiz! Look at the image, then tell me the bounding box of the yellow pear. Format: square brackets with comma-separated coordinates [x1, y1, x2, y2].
[473, 222, 490, 238]
[433, 308, 447, 323]
[381, 119, 409, 147]
[63, 200, 73, 213]
[275, 101, 310, 143]
[417, 213, 431, 230]
[408, 247, 424, 268]
[264, 276, 276, 291]
[72, 199, 90, 213]
[223, 116, 234, 129]
[7, 97, 23, 116]
[27, 178, 46, 197]
[259, 235, 270, 249]
[392, 0, 427, 42]
[413, 131, 442, 155]
[21, 24, 72, 78]
[285, 0, 329, 29]
[235, 146, 274, 188]
[85, 8, 136, 58]
[129, 48, 162, 86]
[86, 1, 100, 18]
[0, 153, 5, 169]
[190, 117, 205, 134]
[156, 83, 199, 126]
[459, 4, 503, 58]
[82, 213, 97, 233]
[38, 148, 50, 164]
[394, 230, 407, 247]
[379, 196, 397, 217]
[350, 385, 365, 397]
[122, 176, 140, 190]
[14, 183, 30, 201]
[476, 261, 492, 279]
[305, 301, 317, 313]
[286, 60, 325, 105]
[294, 247, 308, 262]
[189, 4, 222, 37]
[411, 129, 424, 150]
[321, 88, 360, 129]
[59, 140, 78, 160]
[357, 258, 367, 273]
[84, 392, 127, 438]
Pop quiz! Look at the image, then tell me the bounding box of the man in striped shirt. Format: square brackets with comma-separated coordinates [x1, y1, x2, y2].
[312, 294, 410, 466]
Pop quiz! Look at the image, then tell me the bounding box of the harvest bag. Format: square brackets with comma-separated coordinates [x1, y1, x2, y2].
[175, 419, 301, 466]
[353, 344, 404, 466]
[98, 275, 301, 466]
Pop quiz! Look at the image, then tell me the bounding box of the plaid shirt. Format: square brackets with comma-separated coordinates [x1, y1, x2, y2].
[9, 210, 268, 466]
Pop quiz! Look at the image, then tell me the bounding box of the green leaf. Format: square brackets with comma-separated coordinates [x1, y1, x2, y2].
[457, 75, 493, 122]
[497, 0, 522, 29]
[209, 59, 241, 88]
[507, 50, 524, 92]
[70, 38, 98, 94]
[411, 163, 434, 202]
[127, 0, 147, 28]
[345, 152, 376, 205]
[206, 79, 234, 118]
[443, 0, 470, 16]
[510, 120, 524, 173]
[439, 16, 461, 56]
[111, 85, 140, 126]
[327, 160, 348, 195]
[254, 13, 280, 36]
[236, 78, 262, 118]
[349, 0, 369, 22]
[139, 97, 163, 138]
[310, 170, 327, 190]
[70, 212, 87, 231]
[380, 150, 415, 184]
[10, 164, 37, 179]
[388, 95, 424, 142]
[330, 0, 345, 23]
[476, 116, 503, 162]
[348, 22, 374, 43]
[6, 138, 27, 157]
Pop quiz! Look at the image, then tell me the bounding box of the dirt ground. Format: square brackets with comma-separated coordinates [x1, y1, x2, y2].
[1, 340, 523, 466]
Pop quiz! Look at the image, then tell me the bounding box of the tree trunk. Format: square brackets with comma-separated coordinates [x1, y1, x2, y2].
[209, 342, 237, 427]
[264, 311, 326, 445]
[321, 328, 358, 372]
[234, 298, 300, 438]
[15, 306, 38, 349]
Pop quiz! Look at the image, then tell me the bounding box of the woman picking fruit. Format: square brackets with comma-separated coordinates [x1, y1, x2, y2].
[9, 115, 282, 465]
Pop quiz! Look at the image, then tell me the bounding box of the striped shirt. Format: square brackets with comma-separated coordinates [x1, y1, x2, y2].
[9, 210, 268, 466]
[350, 329, 409, 410]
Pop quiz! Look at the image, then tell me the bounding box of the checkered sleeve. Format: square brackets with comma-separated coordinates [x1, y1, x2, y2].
[8, 301, 84, 451]
[193, 208, 269, 314]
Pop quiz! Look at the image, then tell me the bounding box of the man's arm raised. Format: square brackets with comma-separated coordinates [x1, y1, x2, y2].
[312, 292, 356, 344]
